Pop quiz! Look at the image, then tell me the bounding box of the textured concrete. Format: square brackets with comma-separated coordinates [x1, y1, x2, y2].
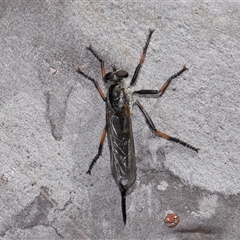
[1, 1, 239, 239]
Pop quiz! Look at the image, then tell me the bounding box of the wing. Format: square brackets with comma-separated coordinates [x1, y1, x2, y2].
[106, 104, 136, 191]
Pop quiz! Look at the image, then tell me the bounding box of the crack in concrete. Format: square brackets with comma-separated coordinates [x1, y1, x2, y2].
[45, 86, 73, 141]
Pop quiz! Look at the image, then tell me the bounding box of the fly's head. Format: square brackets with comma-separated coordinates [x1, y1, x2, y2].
[104, 68, 129, 85]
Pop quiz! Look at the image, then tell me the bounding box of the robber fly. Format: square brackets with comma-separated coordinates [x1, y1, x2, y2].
[76, 29, 199, 224]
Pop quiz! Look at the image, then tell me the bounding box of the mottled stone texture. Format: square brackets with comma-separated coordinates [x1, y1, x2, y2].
[1, 1, 239, 239]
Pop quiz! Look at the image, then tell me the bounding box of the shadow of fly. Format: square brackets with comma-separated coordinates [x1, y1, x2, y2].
[76, 29, 199, 224]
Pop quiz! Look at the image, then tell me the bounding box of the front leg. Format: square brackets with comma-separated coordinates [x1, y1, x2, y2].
[87, 45, 106, 81]
[130, 29, 155, 86]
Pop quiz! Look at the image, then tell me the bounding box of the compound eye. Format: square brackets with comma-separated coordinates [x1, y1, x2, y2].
[116, 70, 128, 79]
[104, 72, 114, 81]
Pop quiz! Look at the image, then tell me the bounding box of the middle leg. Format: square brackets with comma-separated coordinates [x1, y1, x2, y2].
[133, 65, 188, 97]
[76, 67, 106, 101]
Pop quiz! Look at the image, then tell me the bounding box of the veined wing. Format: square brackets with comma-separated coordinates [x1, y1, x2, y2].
[106, 104, 136, 191]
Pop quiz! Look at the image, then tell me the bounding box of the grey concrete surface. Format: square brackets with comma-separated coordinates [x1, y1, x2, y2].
[1, 1, 240, 239]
